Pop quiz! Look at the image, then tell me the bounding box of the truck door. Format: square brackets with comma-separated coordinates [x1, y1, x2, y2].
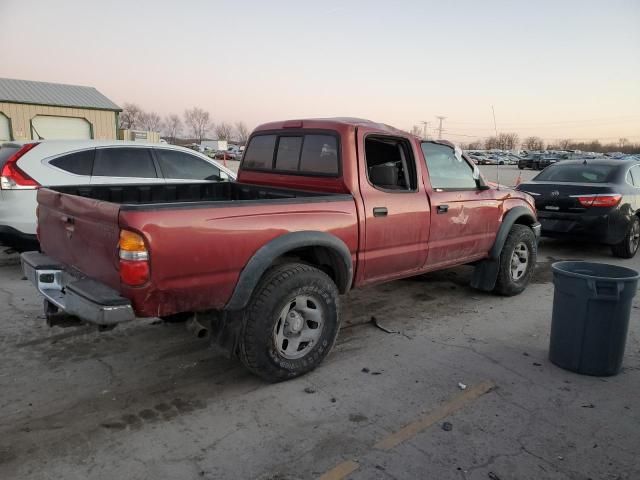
[420, 142, 502, 268]
[357, 130, 430, 284]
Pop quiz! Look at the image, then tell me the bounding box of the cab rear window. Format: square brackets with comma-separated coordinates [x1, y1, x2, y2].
[243, 133, 339, 176]
[534, 164, 617, 183]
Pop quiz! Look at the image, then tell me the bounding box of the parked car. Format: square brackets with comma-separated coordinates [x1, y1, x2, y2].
[516, 159, 640, 258]
[214, 150, 239, 161]
[22, 118, 540, 382]
[518, 153, 560, 170]
[0, 140, 236, 250]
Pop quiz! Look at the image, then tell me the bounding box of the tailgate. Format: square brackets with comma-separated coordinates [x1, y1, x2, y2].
[37, 188, 121, 290]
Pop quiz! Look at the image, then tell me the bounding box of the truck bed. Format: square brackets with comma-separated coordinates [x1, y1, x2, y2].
[51, 181, 339, 209]
[37, 181, 358, 317]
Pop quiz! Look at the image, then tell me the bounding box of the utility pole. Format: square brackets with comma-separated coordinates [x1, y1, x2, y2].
[420, 121, 430, 139]
[436, 116, 446, 139]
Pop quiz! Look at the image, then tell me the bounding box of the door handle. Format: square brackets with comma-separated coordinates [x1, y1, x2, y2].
[436, 204, 449, 214]
[373, 207, 388, 217]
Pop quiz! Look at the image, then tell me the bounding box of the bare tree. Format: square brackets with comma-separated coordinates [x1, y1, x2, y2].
[619, 138, 629, 148]
[557, 138, 571, 150]
[164, 114, 182, 144]
[484, 136, 498, 150]
[215, 122, 234, 141]
[139, 111, 163, 132]
[523, 136, 545, 151]
[184, 107, 211, 143]
[465, 141, 482, 150]
[497, 132, 519, 150]
[119, 103, 143, 130]
[234, 121, 250, 144]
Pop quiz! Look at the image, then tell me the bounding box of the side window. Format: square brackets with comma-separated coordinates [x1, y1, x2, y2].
[300, 135, 339, 175]
[49, 149, 94, 176]
[421, 142, 477, 190]
[243, 135, 277, 170]
[365, 136, 417, 191]
[93, 148, 157, 178]
[275, 137, 303, 171]
[155, 149, 222, 181]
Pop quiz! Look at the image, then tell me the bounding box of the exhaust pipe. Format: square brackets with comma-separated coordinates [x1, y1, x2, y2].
[186, 316, 209, 339]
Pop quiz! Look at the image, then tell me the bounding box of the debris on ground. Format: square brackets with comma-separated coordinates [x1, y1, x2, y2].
[330, 397, 337, 403]
[442, 421, 453, 431]
[488, 472, 501, 480]
[361, 367, 370, 373]
[533, 362, 542, 366]
[581, 403, 595, 408]
[303, 387, 316, 394]
[458, 382, 467, 390]
[370, 316, 398, 334]
[371, 371, 382, 375]
[523, 352, 530, 356]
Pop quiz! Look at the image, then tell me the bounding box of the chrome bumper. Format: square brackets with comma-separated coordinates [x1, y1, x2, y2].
[21, 252, 135, 326]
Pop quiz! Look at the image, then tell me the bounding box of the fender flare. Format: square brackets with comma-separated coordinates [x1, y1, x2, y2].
[489, 206, 538, 260]
[225, 231, 353, 311]
[471, 206, 539, 291]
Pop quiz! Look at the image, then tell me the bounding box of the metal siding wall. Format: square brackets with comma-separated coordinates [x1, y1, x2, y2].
[0, 102, 117, 140]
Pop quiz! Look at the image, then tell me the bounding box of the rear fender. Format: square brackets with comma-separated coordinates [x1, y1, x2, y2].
[225, 231, 353, 311]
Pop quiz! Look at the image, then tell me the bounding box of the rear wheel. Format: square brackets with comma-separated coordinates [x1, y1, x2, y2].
[611, 216, 640, 259]
[239, 263, 340, 382]
[494, 224, 537, 296]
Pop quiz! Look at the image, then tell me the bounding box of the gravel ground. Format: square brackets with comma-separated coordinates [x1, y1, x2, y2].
[0, 238, 638, 480]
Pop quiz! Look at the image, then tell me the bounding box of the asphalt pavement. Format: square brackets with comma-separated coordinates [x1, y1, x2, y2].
[0, 237, 638, 479]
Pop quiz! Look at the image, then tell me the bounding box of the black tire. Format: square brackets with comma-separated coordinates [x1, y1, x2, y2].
[611, 216, 640, 259]
[518, 164, 525, 170]
[493, 224, 537, 296]
[239, 263, 340, 382]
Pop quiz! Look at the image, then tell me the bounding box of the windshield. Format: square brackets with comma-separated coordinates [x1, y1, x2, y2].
[534, 164, 617, 183]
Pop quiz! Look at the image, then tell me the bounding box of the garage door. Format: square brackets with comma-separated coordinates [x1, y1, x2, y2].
[0, 113, 10, 141]
[31, 115, 92, 140]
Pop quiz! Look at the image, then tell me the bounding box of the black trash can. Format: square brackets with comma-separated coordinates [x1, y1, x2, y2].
[549, 261, 639, 376]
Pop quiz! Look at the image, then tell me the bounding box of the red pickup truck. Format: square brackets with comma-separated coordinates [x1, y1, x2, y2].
[22, 118, 540, 381]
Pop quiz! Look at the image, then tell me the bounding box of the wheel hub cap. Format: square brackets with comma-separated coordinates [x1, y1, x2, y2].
[284, 310, 304, 335]
[510, 242, 529, 280]
[273, 295, 325, 360]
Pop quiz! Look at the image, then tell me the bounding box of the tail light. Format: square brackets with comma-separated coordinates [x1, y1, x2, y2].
[0, 143, 40, 190]
[118, 230, 149, 286]
[572, 194, 622, 208]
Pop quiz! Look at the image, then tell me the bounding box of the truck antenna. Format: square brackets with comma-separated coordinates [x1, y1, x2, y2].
[492, 105, 499, 190]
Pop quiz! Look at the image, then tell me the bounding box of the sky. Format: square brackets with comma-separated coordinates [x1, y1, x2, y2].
[1, 0, 639, 144]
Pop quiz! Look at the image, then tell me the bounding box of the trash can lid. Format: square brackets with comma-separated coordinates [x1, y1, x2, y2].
[551, 261, 640, 281]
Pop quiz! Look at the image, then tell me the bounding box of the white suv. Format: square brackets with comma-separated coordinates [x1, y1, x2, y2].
[0, 140, 236, 250]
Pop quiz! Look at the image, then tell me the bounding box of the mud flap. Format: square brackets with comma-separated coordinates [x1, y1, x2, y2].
[470, 258, 500, 292]
[201, 310, 244, 358]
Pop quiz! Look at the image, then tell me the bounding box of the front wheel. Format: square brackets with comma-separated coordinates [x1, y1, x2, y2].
[493, 224, 537, 296]
[611, 216, 640, 259]
[239, 263, 340, 382]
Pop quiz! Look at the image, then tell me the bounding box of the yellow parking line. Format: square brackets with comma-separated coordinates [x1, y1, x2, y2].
[374, 380, 495, 450]
[318, 460, 360, 480]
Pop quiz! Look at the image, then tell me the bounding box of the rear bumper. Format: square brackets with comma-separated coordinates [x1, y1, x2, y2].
[538, 212, 627, 245]
[21, 251, 135, 326]
[0, 225, 38, 251]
